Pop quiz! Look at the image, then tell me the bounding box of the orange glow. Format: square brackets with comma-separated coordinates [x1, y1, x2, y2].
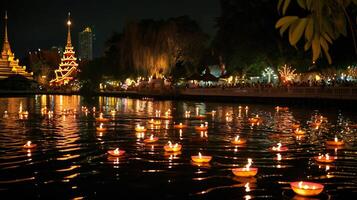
[326, 136, 344, 146]
[270, 143, 288, 152]
[23, 141, 36, 149]
[191, 152, 212, 163]
[107, 148, 125, 157]
[231, 135, 247, 145]
[144, 135, 159, 143]
[294, 128, 305, 135]
[290, 181, 324, 196]
[163, 141, 182, 152]
[96, 113, 110, 122]
[314, 153, 335, 163]
[174, 123, 187, 129]
[195, 123, 208, 132]
[232, 158, 258, 177]
[135, 124, 147, 132]
[96, 123, 107, 132]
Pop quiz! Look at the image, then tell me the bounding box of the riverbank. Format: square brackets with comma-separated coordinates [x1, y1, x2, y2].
[1, 87, 357, 106]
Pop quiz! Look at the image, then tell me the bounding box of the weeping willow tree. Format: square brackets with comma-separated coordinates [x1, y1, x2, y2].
[275, 0, 357, 64]
[112, 16, 207, 77]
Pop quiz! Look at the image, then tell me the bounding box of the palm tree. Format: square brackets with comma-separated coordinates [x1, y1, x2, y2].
[275, 0, 357, 64]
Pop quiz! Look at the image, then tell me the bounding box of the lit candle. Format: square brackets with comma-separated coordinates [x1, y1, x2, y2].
[23, 141, 37, 149]
[135, 124, 147, 132]
[107, 148, 125, 157]
[290, 181, 324, 196]
[231, 135, 246, 145]
[270, 143, 288, 152]
[195, 124, 208, 131]
[144, 134, 159, 143]
[232, 158, 258, 177]
[96, 113, 109, 122]
[326, 136, 344, 146]
[164, 141, 182, 152]
[191, 152, 212, 163]
[96, 123, 107, 132]
[174, 123, 187, 129]
[314, 153, 335, 163]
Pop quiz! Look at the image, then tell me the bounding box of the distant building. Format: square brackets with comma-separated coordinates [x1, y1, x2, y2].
[50, 12, 79, 86]
[0, 12, 33, 80]
[78, 27, 93, 61]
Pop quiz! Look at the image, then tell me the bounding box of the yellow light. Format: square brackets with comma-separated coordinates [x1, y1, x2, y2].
[67, 20, 71, 26]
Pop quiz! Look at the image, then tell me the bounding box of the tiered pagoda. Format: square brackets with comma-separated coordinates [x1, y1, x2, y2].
[50, 13, 79, 86]
[0, 12, 33, 80]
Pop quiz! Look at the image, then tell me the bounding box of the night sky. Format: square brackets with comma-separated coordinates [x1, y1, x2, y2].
[1, 0, 220, 58]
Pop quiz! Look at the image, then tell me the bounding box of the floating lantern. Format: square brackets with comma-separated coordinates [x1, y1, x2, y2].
[191, 152, 212, 163]
[290, 181, 324, 197]
[231, 135, 246, 145]
[174, 123, 187, 129]
[96, 113, 110, 122]
[107, 148, 125, 157]
[135, 124, 147, 132]
[248, 115, 261, 124]
[23, 141, 36, 149]
[232, 158, 258, 177]
[96, 123, 107, 132]
[164, 141, 182, 152]
[144, 134, 159, 143]
[294, 128, 305, 135]
[314, 153, 335, 163]
[195, 123, 208, 131]
[326, 136, 344, 146]
[270, 143, 288, 152]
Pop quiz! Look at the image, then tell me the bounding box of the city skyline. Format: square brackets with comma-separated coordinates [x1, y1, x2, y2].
[1, 0, 220, 58]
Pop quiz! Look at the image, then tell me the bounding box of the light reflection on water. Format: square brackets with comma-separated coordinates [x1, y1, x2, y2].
[0, 95, 356, 199]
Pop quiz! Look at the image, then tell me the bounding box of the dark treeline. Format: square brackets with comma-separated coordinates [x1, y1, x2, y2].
[76, 0, 357, 85]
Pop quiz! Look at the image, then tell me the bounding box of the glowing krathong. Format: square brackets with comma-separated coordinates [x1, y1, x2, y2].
[231, 135, 247, 145]
[290, 181, 324, 196]
[232, 158, 258, 177]
[107, 148, 125, 157]
[164, 141, 182, 152]
[191, 152, 212, 163]
[270, 143, 288, 152]
[314, 153, 335, 163]
[23, 141, 37, 149]
[143, 134, 159, 143]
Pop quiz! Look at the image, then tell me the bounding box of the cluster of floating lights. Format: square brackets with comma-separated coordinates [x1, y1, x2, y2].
[18, 105, 351, 198]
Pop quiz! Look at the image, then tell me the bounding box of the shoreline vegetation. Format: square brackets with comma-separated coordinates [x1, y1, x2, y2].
[0, 86, 356, 105]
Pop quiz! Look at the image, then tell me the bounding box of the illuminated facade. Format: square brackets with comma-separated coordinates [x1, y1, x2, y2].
[0, 12, 33, 80]
[50, 13, 79, 86]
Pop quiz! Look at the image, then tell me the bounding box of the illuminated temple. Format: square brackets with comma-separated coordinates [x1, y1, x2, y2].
[50, 13, 79, 86]
[0, 12, 33, 80]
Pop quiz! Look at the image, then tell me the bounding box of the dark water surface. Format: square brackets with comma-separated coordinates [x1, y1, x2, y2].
[0, 95, 356, 199]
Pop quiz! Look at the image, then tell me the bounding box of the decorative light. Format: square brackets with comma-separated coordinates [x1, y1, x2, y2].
[191, 152, 212, 163]
[23, 141, 37, 149]
[290, 181, 324, 196]
[278, 64, 297, 84]
[232, 158, 258, 177]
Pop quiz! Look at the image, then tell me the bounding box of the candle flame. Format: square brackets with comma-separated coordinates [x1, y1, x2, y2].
[99, 123, 103, 129]
[334, 136, 338, 142]
[26, 141, 31, 146]
[235, 135, 240, 142]
[114, 148, 119, 155]
[150, 134, 154, 140]
[198, 152, 202, 159]
[277, 153, 282, 161]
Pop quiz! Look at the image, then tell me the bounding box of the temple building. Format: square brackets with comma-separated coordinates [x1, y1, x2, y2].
[0, 12, 33, 80]
[50, 13, 79, 86]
